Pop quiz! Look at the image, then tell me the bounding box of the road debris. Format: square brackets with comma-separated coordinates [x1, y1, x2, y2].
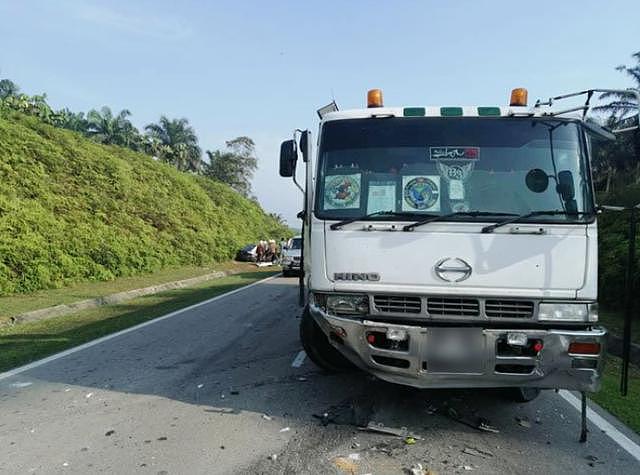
[463, 465, 474, 471]
[85, 392, 93, 398]
[515, 416, 531, 428]
[446, 408, 499, 433]
[363, 421, 409, 437]
[462, 446, 494, 459]
[262, 414, 273, 421]
[406, 463, 437, 475]
[10, 382, 33, 388]
[297, 376, 308, 382]
[105, 430, 115, 437]
[404, 436, 416, 445]
[426, 404, 438, 415]
[230, 390, 239, 395]
[348, 453, 360, 461]
[157, 436, 167, 441]
[478, 419, 500, 433]
[268, 454, 278, 461]
[196, 384, 204, 389]
[279, 427, 290, 433]
[333, 456, 358, 474]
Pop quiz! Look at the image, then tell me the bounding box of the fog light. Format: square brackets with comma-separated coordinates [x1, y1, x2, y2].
[507, 332, 528, 347]
[332, 326, 347, 338]
[386, 328, 408, 341]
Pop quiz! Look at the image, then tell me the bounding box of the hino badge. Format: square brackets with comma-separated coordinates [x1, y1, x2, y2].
[279, 87, 638, 408]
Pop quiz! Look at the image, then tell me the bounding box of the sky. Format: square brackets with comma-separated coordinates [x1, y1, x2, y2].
[1, 0, 639, 225]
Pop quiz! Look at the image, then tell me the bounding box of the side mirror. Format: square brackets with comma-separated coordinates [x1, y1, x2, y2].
[525, 169, 549, 193]
[279, 140, 297, 177]
[556, 170, 575, 201]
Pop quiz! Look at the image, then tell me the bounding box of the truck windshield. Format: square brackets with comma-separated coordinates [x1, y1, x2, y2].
[315, 117, 593, 223]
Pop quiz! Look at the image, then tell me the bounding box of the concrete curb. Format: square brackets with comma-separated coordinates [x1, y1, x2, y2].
[3, 270, 232, 326]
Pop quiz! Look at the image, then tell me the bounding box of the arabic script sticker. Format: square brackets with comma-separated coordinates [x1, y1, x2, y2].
[403, 177, 439, 210]
[324, 174, 361, 209]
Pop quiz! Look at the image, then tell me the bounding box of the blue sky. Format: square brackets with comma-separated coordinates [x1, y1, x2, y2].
[1, 0, 639, 225]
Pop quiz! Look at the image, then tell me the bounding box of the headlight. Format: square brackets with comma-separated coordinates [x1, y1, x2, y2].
[538, 303, 597, 322]
[322, 294, 369, 315]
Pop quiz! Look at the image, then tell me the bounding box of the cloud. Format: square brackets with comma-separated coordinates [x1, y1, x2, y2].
[72, 2, 192, 40]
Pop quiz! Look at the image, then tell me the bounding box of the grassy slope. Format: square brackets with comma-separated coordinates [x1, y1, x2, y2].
[0, 112, 288, 295]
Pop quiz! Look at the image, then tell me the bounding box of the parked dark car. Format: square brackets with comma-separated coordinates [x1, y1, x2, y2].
[236, 244, 257, 262]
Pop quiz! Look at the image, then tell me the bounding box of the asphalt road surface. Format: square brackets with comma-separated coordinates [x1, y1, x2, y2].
[2, 276, 640, 474]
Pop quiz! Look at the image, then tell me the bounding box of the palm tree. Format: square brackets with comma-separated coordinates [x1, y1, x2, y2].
[593, 51, 640, 189]
[144, 116, 202, 172]
[86, 106, 140, 148]
[596, 51, 640, 121]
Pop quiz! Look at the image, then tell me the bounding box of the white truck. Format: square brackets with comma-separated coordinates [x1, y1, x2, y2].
[279, 88, 635, 404]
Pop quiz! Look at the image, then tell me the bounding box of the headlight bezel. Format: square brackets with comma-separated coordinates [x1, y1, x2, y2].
[538, 302, 598, 322]
[314, 293, 369, 316]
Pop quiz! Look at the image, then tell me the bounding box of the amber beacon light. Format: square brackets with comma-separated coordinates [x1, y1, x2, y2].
[367, 89, 384, 108]
[509, 88, 528, 107]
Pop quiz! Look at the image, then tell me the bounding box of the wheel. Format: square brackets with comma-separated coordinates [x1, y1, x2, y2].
[509, 387, 541, 403]
[299, 306, 354, 372]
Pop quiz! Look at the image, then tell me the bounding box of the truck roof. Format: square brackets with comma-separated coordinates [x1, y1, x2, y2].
[321, 105, 580, 122]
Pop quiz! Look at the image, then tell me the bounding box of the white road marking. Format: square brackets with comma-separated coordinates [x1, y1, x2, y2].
[0, 273, 282, 382]
[291, 350, 306, 368]
[559, 390, 640, 462]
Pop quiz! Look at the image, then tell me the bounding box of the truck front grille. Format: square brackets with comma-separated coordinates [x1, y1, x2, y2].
[427, 297, 480, 316]
[485, 300, 534, 318]
[373, 295, 421, 314]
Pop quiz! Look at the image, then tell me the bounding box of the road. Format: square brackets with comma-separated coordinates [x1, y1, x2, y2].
[1, 276, 640, 474]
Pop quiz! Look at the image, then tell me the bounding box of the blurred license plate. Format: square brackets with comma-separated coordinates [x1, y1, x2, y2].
[426, 328, 485, 373]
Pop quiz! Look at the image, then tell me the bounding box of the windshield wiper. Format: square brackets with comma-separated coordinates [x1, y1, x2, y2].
[481, 210, 594, 234]
[403, 211, 519, 232]
[330, 211, 418, 230]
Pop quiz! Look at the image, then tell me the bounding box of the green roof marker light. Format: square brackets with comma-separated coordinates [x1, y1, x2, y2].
[403, 107, 425, 117]
[477, 107, 501, 116]
[440, 107, 463, 117]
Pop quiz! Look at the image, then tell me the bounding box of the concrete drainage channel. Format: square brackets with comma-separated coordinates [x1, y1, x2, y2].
[2, 269, 233, 327]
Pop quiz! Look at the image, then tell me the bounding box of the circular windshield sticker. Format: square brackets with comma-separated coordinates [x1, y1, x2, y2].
[403, 176, 440, 210]
[324, 174, 361, 209]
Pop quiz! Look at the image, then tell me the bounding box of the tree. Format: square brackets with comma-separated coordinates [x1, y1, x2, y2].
[592, 51, 640, 190]
[144, 116, 202, 172]
[595, 51, 640, 121]
[57, 108, 89, 134]
[205, 136, 258, 197]
[87, 106, 140, 148]
[0, 78, 20, 99]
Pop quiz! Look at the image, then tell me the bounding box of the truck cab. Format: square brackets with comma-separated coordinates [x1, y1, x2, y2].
[280, 88, 619, 401]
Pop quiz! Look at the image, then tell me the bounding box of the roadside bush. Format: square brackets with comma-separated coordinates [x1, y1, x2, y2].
[0, 111, 290, 295]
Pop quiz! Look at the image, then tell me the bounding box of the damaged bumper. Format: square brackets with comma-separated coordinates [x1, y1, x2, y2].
[309, 304, 607, 392]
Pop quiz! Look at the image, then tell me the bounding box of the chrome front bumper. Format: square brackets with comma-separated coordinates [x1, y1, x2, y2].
[309, 304, 607, 392]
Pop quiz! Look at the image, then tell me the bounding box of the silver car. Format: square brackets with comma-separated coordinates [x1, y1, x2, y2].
[281, 236, 302, 277]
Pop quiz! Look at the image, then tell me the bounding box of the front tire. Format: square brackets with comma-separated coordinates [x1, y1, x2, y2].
[509, 387, 541, 402]
[300, 306, 354, 372]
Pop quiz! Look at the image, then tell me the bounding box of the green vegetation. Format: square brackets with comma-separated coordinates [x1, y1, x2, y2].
[0, 269, 278, 372]
[0, 261, 260, 323]
[591, 355, 640, 434]
[0, 112, 289, 296]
